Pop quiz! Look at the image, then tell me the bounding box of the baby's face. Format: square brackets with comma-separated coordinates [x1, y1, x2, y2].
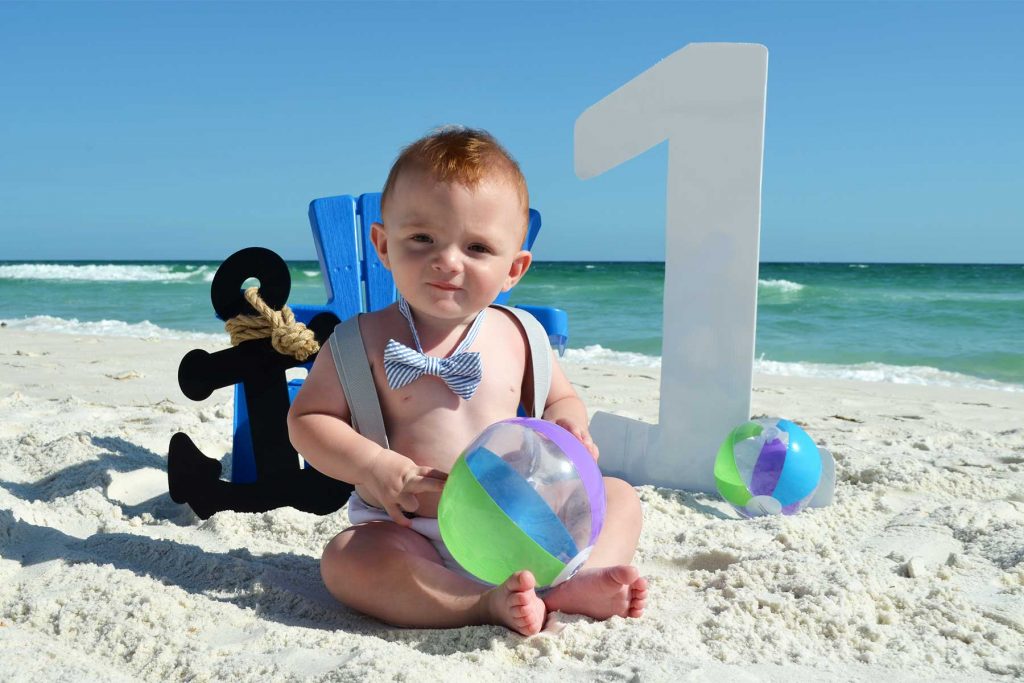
[373, 168, 531, 323]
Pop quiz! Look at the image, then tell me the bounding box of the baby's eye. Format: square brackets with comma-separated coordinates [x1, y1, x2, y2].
[410, 234, 433, 244]
[468, 243, 492, 254]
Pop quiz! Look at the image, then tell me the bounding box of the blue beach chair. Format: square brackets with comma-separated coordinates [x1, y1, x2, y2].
[230, 193, 569, 483]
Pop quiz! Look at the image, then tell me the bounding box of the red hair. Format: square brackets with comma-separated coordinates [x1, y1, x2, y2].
[381, 126, 529, 225]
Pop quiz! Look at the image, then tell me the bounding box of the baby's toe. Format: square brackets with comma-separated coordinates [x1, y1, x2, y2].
[628, 595, 646, 617]
[507, 598, 524, 615]
[505, 570, 536, 593]
[628, 576, 647, 617]
[509, 592, 533, 611]
[607, 565, 640, 587]
[512, 601, 544, 634]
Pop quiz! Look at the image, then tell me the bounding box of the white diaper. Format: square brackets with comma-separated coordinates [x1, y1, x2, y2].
[346, 492, 483, 583]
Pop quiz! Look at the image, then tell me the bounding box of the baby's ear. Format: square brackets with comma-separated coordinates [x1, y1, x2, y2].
[370, 222, 391, 269]
[502, 250, 532, 291]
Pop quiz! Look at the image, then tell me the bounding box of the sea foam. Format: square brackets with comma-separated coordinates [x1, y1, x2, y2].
[755, 357, 1022, 393]
[0, 263, 211, 283]
[1, 315, 226, 341]
[563, 344, 1021, 392]
[564, 345, 662, 368]
[757, 278, 805, 292]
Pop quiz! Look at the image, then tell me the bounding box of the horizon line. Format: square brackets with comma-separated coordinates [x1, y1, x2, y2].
[1, 258, 1022, 267]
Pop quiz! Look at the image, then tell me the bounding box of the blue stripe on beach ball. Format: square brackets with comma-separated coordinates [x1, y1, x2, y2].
[465, 447, 579, 563]
[771, 420, 823, 505]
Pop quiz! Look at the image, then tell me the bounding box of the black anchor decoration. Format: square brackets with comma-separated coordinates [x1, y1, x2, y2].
[167, 247, 353, 518]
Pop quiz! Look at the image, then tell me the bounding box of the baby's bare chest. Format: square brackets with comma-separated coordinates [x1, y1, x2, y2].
[368, 337, 528, 469]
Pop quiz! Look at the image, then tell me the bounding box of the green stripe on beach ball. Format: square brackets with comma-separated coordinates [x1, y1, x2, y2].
[713, 421, 763, 508]
[439, 454, 566, 587]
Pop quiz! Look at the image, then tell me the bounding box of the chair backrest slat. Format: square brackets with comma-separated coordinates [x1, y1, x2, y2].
[356, 193, 395, 311]
[308, 196, 363, 321]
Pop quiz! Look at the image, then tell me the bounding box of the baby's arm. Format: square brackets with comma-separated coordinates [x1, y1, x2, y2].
[541, 352, 599, 459]
[287, 345, 445, 525]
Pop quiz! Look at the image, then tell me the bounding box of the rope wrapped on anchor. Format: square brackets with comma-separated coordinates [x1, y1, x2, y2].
[224, 287, 320, 362]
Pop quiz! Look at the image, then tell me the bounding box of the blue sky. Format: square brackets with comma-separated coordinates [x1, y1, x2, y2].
[1, 1, 1021, 263]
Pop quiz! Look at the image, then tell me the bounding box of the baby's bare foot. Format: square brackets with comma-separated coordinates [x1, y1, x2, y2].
[484, 570, 546, 636]
[542, 565, 647, 620]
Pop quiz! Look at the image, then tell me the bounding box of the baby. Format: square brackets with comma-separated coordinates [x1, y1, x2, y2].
[288, 127, 646, 635]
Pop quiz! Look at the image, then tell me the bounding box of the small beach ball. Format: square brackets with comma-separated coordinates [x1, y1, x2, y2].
[438, 417, 606, 588]
[714, 418, 822, 518]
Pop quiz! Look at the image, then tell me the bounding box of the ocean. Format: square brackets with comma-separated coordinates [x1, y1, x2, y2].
[1, 261, 1021, 392]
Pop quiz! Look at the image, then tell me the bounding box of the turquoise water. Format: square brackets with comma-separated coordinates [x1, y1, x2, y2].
[1, 260, 1021, 390]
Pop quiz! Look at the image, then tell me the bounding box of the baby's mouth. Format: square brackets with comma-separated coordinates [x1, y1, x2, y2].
[428, 282, 461, 291]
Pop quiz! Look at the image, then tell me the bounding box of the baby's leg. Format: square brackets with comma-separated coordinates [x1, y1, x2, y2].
[542, 477, 647, 620]
[321, 521, 546, 634]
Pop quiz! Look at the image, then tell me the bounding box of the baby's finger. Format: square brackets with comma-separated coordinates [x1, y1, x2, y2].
[396, 492, 420, 514]
[556, 419, 584, 440]
[416, 467, 449, 481]
[580, 431, 600, 460]
[404, 475, 447, 495]
[384, 502, 413, 527]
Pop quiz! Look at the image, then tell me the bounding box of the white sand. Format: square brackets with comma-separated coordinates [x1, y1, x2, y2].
[1, 329, 1022, 681]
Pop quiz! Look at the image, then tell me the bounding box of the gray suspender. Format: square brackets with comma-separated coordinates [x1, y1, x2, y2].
[501, 304, 552, 419]
[329, 314, 391, 449]
[327, 304, 552, 448]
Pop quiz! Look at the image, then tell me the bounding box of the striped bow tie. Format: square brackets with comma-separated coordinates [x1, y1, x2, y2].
[383, 295, 487, 400]
[382, 340, 483, 400]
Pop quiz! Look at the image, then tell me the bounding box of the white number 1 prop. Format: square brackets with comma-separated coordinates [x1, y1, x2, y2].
[576, 43, 768, 492]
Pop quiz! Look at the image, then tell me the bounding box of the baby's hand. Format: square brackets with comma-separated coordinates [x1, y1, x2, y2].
[363, 449, 447, 526]
[553, 418, 600, 461]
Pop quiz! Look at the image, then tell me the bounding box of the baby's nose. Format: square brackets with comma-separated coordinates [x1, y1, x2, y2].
[433, 246, 463, 272]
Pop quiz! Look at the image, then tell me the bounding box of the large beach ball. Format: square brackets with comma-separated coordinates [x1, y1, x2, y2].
[438, 417, 606, 588]
[714, 418, 822, 518]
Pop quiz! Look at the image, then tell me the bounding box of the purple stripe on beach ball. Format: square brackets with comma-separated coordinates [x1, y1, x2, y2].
[750, 438, 787, 496]
[508, 417, 606, 544]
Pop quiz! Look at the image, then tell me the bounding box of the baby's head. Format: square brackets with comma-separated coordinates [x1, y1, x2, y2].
[381, 127, 529, 240]
[374, 127, 534, 320]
